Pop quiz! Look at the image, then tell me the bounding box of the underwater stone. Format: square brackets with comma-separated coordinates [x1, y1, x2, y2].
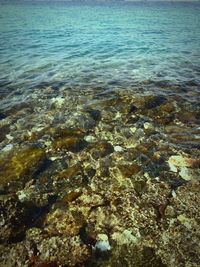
[114, 146, 124, 152]
[112, 229, 140, 245]
[0, 146, 46, 186]
[61, 189, 82, 204]
[1, 144, 14, 152]
[117, 163, 141, 178]
[54, 163, 82, 180]
[65, 112, 96, 130]
[53, 136, 87, 152]
[177, 110, 198, 123]
[44, 208, 84, 236]
[36, 236, 91, 266]
[84, 135, 97, 143]
[144, 95, 167, 109]
[94, 234, 111, 252]
[143, 122, 154, 130]
[0, 241, 35, 267]
[89, 141, 114, 159]
[168, 155, 200, 168]
[157, 180, 200, 267]
[51, 96, 65, 108]
[101, 244, 166, 267]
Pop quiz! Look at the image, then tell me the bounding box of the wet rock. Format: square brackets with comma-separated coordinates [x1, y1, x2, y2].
[49, 127, 87, 153]
[0, 146, 46, 186]
[114, 146, 124, 152]
[131, 176, 147, 195]
[47, 127, 85, 139]
[144, 95, 167, 109]
[50, 96, 65, 109]
[1, 101, 32, 117]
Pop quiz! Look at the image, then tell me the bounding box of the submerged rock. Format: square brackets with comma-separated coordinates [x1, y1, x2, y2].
[0, 197, 31, 243]
[0, 236, 91, 267]
[44, 207, 84, 236]
[157, 180, 200, 267]
[0, 90, 199, 267]
[53, 136, 87, 152]
[36, 236, 91, 266]
[0, 146, 46, 186]
[88, 141, 114, 159]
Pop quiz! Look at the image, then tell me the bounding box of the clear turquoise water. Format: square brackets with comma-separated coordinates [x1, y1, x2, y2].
[0, 1, 200, 95]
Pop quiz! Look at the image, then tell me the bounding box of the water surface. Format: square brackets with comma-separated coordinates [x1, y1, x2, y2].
[0, 1, 200, 97]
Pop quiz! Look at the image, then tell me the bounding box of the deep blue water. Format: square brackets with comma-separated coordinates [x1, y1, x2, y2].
[0, 1, 200, 95]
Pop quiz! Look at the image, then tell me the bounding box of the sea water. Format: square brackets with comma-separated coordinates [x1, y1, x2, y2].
[0, 1, 200, 97]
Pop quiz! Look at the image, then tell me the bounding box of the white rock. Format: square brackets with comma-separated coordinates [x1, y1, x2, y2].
[115, 112, 121, 119]
[94, 234, 111, 251]
[84, 135, 96, 142]
[94, 240, 111, 251]
[1, 144, 13, 152]
[114, 146, 124, 152]
[97, 234, 109, 241]
[177, 215, 192, 230]
[168, 155, 193, 168]
[51, 97, 65, 108]
[168, 162, 178, 173]
[172, 190, 176, 198]
[130, 127, 137, 133]
[112, 229, 140, 245]
[17, 191, 27, 202]
[6, 134, 13, 141]
[179, 167, 192, 181]
[144, 122, 154, 130]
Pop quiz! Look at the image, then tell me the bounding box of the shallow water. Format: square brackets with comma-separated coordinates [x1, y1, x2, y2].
[0, 1, 200, 95]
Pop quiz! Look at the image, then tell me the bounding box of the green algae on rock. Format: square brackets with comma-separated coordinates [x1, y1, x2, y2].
[0, 146, 46, 186]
